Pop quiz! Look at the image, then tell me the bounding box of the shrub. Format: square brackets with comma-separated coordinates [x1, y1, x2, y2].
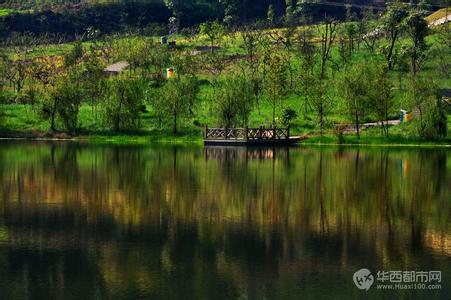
[281, 107, 298, 127]
[407, 76, 447, 140]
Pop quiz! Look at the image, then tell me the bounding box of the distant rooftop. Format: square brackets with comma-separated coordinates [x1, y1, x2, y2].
[104, 61, 129, 73]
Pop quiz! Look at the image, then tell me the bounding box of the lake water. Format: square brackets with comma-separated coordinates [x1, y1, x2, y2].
[0, 142, 449, 299]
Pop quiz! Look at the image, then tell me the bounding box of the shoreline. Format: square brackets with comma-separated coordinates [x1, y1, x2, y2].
[0, 132, 450, 147]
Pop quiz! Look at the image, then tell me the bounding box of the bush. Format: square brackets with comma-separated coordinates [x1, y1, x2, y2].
[281, 107, 298, 127]
[0, 90, 18, 104]
[414, 98, 447, 140]
[407, 76, 447, 140]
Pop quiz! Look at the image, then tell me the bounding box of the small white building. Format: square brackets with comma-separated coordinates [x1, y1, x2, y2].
[104, 61, 129, 75]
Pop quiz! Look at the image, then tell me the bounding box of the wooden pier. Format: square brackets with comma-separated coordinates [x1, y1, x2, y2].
[203, 126, 301, 146]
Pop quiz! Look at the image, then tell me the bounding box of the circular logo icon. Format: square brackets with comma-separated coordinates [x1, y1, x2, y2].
[353, 268, 374, 291]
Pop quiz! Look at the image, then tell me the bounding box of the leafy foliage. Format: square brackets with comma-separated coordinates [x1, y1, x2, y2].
[157, 76, 200, 133]
[102, 76, 144, 132]
[213, 73, 254, 127]
[40, 68, 82, 132]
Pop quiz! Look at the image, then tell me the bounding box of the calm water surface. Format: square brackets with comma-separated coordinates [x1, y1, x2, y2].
[0, 142, 449, 299]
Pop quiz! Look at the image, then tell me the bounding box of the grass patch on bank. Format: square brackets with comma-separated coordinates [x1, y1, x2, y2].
[303, 122, 451, 147]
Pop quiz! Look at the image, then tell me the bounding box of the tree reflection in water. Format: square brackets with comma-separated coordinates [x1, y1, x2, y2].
[0, 142, 449, 299]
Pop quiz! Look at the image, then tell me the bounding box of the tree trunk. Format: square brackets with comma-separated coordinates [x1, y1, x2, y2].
[50, 100, 57, 131]
[412, 40, 418, 76]
[387, 30, 398, 70]
[319, 103, 324, 136]
[355, 111, 360, 139]
[173, 111, 177, 134]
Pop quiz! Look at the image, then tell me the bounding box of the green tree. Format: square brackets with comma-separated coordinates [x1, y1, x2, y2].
[0, 51, 6, 93]
[220, 0, 241, 26]
[297, 58, 320, 119]
[199, 21, 223, 51]
[265, 53, 288, 125]
[404, 10, 429, 76]
[213, 74, 254, 127]
[64, 41, 84, 67]
[339, 62, 371, 139]
[407, 76, 447, 140]
[10, 61, 26, 93]
[267, 4, 275, 26]
[285, 0, 298, 25]
[240, 23, 265, 110]
[164, 0, 187, 33]
[147, 43, 172, 84]
[368, 64, 394, 137]
[103, 76, 144, 132]
[40, 69, 82, 132]
[84, 46, 106, 116]
[381, 1, 408, 70]
[158, 76, 199, 134]
[320, 19, 337, 79]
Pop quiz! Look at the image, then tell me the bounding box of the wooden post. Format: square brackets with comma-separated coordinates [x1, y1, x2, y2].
[225, 126, 228, 139]
[287, 126, 290, 140]
[273, 125, 276, 140]
[244, 126, 248, 141]
[259, 125, 263, 139]
[204, 124, 208, 139]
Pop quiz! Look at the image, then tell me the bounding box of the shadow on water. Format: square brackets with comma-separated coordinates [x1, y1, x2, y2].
[0, 141, 449, 299]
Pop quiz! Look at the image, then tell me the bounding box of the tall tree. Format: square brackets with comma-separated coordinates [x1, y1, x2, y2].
[381, 1, 408, 70]
[213, 74, 254, 127]
[220, 0, 241, 26]
[199, 21, 224, 51]
[320, 19, 337, 79]
[405, 10, 429, 76]
[368, 64, 394, 137]
[159, 76, 199, 134]
[240, 23, 265, 111]
[83, 46, 106, 116]
[40, 68, 83, 132]
[265, 53, 288, 125]
[164, 0, 191, 34]
[267, 4, 275, 26]
[339, 62, 371, 139]
[103, 76, 144, 132]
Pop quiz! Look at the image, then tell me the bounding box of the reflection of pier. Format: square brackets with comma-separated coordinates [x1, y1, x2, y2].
[204, 126, 301, 146]
[203, 146, 292, 161]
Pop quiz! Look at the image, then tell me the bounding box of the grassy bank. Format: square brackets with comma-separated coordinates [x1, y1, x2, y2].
[1, 18, 450, 146]
[1, 102, 449, 146]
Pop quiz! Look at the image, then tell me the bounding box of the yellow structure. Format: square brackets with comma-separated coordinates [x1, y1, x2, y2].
[166, 68, 175, 79]
[405, 113, 412, 122]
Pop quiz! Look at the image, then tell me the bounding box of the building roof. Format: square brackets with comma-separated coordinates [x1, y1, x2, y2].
[104, 61, 129, 73]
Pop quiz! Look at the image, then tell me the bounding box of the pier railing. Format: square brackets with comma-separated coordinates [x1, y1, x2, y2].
[204, 126, 290, 140]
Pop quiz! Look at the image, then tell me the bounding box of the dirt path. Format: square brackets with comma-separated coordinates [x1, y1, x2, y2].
[340, 119, 400, 133]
